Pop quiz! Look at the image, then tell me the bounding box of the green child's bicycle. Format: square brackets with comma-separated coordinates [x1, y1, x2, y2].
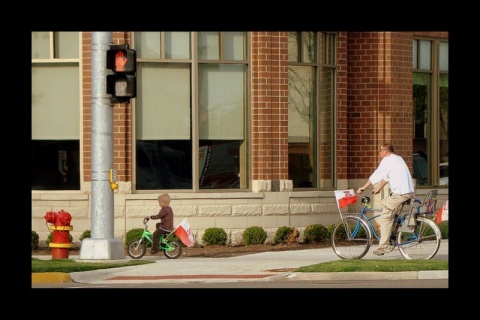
[127, 217, 182, 259]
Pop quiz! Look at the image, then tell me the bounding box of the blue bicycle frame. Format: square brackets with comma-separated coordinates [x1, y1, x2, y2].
[332, 189, 440, 260]
[352, 198, 424, 247]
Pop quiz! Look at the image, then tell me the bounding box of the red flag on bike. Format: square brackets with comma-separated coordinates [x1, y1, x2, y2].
[174, 218, 195, 247]
[334, 189, 357, 209]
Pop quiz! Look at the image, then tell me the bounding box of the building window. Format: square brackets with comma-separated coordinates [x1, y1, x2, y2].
[412, 38, 448, 187]
[288, 32, 335, 189]
[134, 32, 248, 190]
[31, 32, 80, 190]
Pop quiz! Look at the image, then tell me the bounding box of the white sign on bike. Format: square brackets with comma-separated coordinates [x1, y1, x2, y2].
[334, 189, 358, 210]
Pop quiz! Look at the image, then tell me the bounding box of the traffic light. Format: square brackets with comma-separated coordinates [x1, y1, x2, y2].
[106, 44, 136, 104]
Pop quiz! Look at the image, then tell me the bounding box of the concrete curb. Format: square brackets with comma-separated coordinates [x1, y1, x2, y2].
[32, 270, 448, 284]
[32, 272, 73, 283]
[284, 270, 448, 281]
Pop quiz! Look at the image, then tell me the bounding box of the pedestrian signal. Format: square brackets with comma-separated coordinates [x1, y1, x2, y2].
[106, 44, 136, 104]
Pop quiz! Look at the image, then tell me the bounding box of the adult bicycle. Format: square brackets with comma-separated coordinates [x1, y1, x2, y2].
[331, 190, 441, 260]
[127, 217, 182, 259]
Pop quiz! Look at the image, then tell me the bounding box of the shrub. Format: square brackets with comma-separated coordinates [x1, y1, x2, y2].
[242, 226, 267, 245]
[326, 224, 336, 239]
[327, 222, 356, 241]
[327, 223, 356, 240]
[438, 221, 448, 239]
[274, 226, 295, 243]
[287, 229, 300, 243]
[32, 231, 39, 250]
[303, 224, 328, 243]
[166, 233, 183, 245]
[202, 227, 227, 245]
[125, 228, 145, 246]
[79, 230, 91, 242]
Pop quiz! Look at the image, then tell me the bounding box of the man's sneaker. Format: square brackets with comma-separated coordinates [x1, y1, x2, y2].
[384, 245, 394, 253]
[150, 249, 158, 254]
[373, 245, 394, 256]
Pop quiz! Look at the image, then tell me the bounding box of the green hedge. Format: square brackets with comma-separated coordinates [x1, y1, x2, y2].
[242, 226, 267, 245]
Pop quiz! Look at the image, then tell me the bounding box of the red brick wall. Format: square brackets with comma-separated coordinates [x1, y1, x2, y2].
[80, 31, 447, 186]
[82, 32, 132, 183]
[347, 32, 415, 179]
[412, 32, 448, 38]
[111, 32, 132, 184]
[82, 32, 92, 182]
[250, 32, 289, 181]
[334, 32, 349, 180]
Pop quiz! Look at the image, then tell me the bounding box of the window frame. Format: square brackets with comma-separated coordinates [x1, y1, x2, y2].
[287, 31, 336, 190]
[132, 32, 250, 192]
[412, 37, 448, 187]
[31, 32, 82, 191]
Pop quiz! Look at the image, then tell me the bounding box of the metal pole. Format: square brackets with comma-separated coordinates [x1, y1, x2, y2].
[80, 32, 124, 259]
[91, 32, 114, 239]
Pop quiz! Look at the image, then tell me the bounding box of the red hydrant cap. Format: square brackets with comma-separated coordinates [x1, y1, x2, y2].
[44, 211, 57, 224]
[56, 210, 72, 226]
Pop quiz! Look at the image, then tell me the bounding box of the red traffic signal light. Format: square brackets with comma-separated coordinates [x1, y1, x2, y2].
[106, 44, 136, 104]
[106, 44, 136, 73]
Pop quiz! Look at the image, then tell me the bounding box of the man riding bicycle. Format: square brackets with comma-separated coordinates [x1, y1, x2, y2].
[357, 143, 415, 256]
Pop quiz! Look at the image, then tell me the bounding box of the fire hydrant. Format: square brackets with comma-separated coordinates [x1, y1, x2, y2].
[44, 210, 73, 259]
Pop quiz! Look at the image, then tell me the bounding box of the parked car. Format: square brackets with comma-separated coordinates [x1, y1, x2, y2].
[412, 153, 428, 185]
[412, 153, 448, 186]
[439, 162, 448, 186]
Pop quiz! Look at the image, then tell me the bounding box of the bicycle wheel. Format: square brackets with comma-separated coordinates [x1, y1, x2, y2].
[163, 240, 182, 259]
[397, 216, 441, 260]
[127, 239, 147, 259]
[331, 216, 372, 259]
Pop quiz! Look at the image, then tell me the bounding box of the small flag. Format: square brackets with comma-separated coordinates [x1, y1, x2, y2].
[174, 218, 195, 247]
[436, 201, 449, 223]
[334, 189, 358, 209]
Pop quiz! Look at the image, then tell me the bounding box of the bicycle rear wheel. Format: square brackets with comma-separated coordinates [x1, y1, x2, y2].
[397, 216, 441, 259]
[331, 216, 371, 259]
[163, 240, 182, 259]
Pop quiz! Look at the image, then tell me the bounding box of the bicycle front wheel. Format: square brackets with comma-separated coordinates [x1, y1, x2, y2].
[127, 239, 147, 259]
[331, 216, 372, 259]
[163, 240, 182, 259]
[397, 216, 441, 260]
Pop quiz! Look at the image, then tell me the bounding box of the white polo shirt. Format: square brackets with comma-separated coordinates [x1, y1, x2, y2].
[369, 154, 415, 195]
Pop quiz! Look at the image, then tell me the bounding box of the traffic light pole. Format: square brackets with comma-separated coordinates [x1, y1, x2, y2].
[79, 32, 124, 260]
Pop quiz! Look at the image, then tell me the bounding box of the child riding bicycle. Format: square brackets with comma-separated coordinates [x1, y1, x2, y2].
[144, 193, 174, 254]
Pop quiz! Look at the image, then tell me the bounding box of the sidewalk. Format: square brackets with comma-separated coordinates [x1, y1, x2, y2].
[32, 240, 448, 284]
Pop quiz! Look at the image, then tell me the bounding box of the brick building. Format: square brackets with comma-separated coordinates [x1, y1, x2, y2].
[31, 31, 448, 245]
